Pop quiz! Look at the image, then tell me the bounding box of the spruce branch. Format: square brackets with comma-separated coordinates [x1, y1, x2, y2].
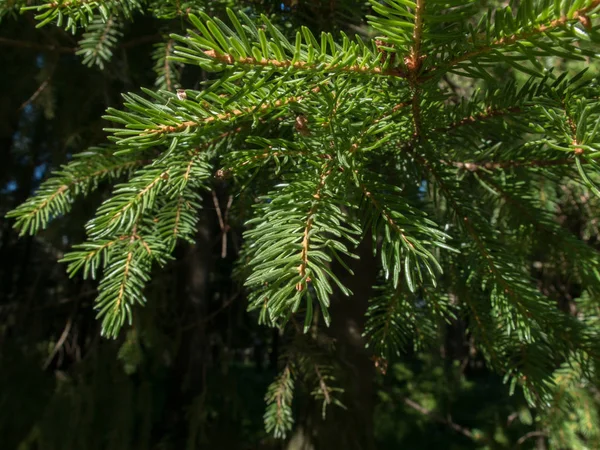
[144, 88, 319, 136]
[7, 147, 148, 236]
[445, 158, 573, 171]
[358, 172, 450, 291]
[103, 83, 325, 150]
[416, 158, 551, 385]
[85, 147, 211, 239]
[437, 106, 523, 134]
[153, 38, 182, 91]
[22, 0, 142, 33]
[364, 281, 454, 358]
[170, 9, 408, 79]
[264, 365, 294, 439]
[244, 162, 360, 329]
[200, 48, 402, 78]
[5, 0, 600, 433]
[76, 14, 122, 69]
[479, 172, 600, 300]
[421, 157, 540, 339]
[423, 0, 600, 80]
[298, 162, 334, 287]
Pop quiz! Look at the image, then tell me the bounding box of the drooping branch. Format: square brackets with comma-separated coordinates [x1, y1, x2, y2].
[360, 184, 415, 250]
[297, 162, 334, 289]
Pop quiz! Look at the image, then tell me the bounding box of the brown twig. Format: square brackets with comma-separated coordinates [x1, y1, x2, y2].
[516, 431, 547, 446]
[446, 158, 572, 171]
[314, 364, 331, 404]
[0, 37, 75, 53]
[43, 316, 73, 369]
[402, 396, 477, 441]
[18, 60, 59, 112]
[212, 191, 233, 258]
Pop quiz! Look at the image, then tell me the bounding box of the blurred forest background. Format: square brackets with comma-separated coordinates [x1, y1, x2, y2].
[0, 1, 598, 449]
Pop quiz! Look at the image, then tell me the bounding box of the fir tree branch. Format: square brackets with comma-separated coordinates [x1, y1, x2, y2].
[314, 364, 331, 405]
[516, 431, 547, 446]
[423, 0, 600, 79]
[298, 162, 334, 290]
[346, 100, 411, 154]
[23, 0, 142, 33]
[8, 151, 148, 236]
[97, 169, 170, 236]
[153, 38, 181, 91]
[115, 231, 137, 313]
[437, 106, 522, 134]
[164, 39, 174, 91]
[408, 0, 425, 72]
[144, 87, 320, 136]
[361, 184, 414, 250]
[477, 172, 600, 287]
[18, 63, 56, 112]
[445, 158, 573, 171]
[408, 0, 425, 138]
[423, 157, 534, 322]
[264, 364, 294, 438]
[202, 49, 403, 78]
[416, 155, 538, 358]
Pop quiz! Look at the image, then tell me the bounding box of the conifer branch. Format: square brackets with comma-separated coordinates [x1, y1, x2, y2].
[164, 39, 174, 91]
[477, 172, 600, 288]
[314, 364, 332, 405]
[202, 49, 402, 78]
[264, 365, 294, 438]
[298, 162, 334, 289]
[77, 14, 122, 69]
[6, 1, 600, 431]
[8, 150, 148, 236]
[23, 0, 142, 32]
[407, 0, 425, 137]
[438, 106, 522, 134]
[99, 170, 169, 234]
[423, 157, 534, 322]
[361, 184, 414, 250]
[153, 38, 181, 91]
[401, 396, 476, 441]
[446, 158, 572, 171]
[424, 0, 600, 79]
[409, 0, 424, 72]
[144, 87, 320, 136]
[115, 231, 137, 313]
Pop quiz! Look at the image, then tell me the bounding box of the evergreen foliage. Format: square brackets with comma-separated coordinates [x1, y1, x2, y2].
[4, 0, 600, 446]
